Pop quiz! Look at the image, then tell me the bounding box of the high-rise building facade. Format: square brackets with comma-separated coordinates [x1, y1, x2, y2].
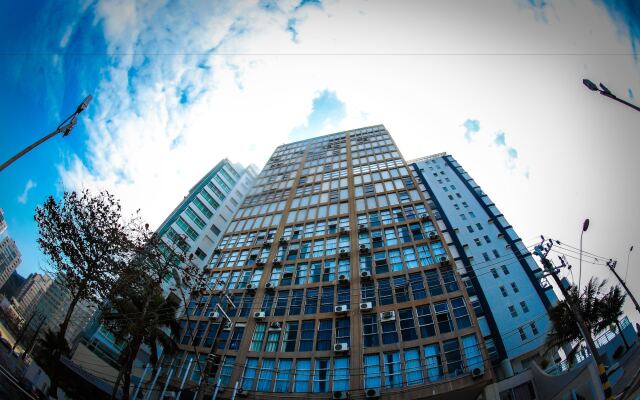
[158, 126, 491, 399]
[14, 272, 52, 320]
[0, 236, 21, 291]
[411, 153, 556, 378]
[0, 208, 7, 236]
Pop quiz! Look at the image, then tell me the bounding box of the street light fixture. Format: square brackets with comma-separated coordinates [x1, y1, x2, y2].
[582, 79, 640, 112]
[0, 95, 93, 172]
[578, 218, 589, 289]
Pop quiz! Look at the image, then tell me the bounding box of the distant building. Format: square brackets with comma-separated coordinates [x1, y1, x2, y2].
[411, 153, 556, 378]
[0, 236, 21, 291]
[0, 208, 7, 236]
[32, 277, 97, 345]
[14, 273, 52, 320]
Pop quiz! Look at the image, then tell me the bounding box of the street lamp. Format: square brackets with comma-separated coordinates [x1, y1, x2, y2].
[578, 218, 589, 289]
[0, 95, 93, 172]
[583, 79, 640, 112]
[625, 245, 634, 283]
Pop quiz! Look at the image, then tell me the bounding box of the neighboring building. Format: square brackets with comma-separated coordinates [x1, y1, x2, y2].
[32, 277, 97, 345]
[0, 208, 7, 236]
[73, 159, 257, 392]
[0, 236, 21, 291]
[411, 153, 557, 379]
[154, 126, 491, 399]
[14, 273, 52, 320]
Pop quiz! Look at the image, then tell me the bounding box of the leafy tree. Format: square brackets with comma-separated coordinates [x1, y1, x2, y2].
[102, 224, 205, 400]
[547, 278, 626, 364]
[34, 190, 133, 397]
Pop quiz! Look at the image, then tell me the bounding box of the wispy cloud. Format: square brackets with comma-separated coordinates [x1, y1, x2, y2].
[463, 119, 480, 142]
[17, 179, 36, 204]
[493, 131, 525, 176]
[290, 90, 346, 141]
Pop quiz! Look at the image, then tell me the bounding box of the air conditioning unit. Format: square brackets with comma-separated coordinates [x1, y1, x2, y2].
[358, 224, 368, 232]
[334, 305, 349, 314]
[273, 258, 282, 266]
[471, 367, 484, 379]
[420, 213, 430, 222]
[360, 270, 372, 280]
[339, 250, 350, 259]
[380, 310, 396, 322]
[429, 231, 438, 239]
[253, 311, 265, 320]
[246, 283, 256, 291]
[222, 321, 232, 331]
[270, 321, 282, 330]
[208, 311, 221, 320]
[255, 259, 265, 266]
[360, 302, 373, 311]
[207, 353, 220, 363]
[365, 388, 380, 398]
[339, 227, 350, 235]
[213, 248, 221, 254]
[237, 389, 249, 398]
[265, 282, 276, 292]
[440, 257, 449, 266]
[333, 391, 349, 399]
[279, 237, 288, 244]
[338, 274, 350, 285]
[262, 240, 272, 247]
[334, 343, 349, 352]
[359, 245, 370, 254]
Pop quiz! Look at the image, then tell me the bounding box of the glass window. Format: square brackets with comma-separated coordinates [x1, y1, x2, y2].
[381, 320, 399, 344]
[300, 320, 315, 351]
[399, 308, 418, 342]
[383, 351, 402, 388]
[228, 327, 244, 350]
[451, 297, 472, 329]
[333, 358, 350, 391]
[378, 278, 393, 305]
[283, 321, 298, 352]
[362, 314, 380, 347]
[316, 319, 333, 351]
[294, 359, 311, 392]
[242, 358, 259, 390]
[364, 354, 382, 389]
[313, 358, 330, 393]
[443, 339, 463, 377]
[441, 266, 459, 292]
[320, 286, 335, 313]
[274, 359, 292, 392]
[425, 269, 443, 296]
[250, 323, 266, 351]
[220, 356, 235, 386]
[336, 318, 350, 346]
[405, 348, 423, 385]
[416, 304, 436, 338]
[265, 330, 280, 352]
[257, 358, 275, 391]
[462, 334, 483, 373]
[435, 301, 454, 334]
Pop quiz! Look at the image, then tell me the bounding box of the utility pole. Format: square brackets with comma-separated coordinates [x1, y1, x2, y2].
[607, 259, 640, 315]
[534, 237, 614, 400]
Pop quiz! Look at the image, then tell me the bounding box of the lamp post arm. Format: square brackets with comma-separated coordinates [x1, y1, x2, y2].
[601, 92, 640, 112]
[0, 125, 68, 172]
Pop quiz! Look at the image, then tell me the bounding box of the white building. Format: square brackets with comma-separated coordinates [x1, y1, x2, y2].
[0, 236, 21, 291]
[411, 153, 557, 378]
[14, 273, 52, 320]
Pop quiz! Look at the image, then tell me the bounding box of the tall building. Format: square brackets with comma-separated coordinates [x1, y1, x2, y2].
[157, 126, 491, 399]
[14, 272, 52, 320]
[0, 236, 21, 291]
[411, 153, 556, 378]
[73, 159, 257, 388]
[31, 277, 97, 344]
[0, 208, 7, 236]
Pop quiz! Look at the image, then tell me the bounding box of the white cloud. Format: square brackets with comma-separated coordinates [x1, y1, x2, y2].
[59, 1, 640, 321]
[17, 179, 36, 204]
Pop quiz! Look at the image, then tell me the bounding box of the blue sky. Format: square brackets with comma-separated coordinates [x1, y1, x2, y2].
[1, 1, 640, 325]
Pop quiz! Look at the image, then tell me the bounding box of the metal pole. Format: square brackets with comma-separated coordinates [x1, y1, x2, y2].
[211, 378, 222, 400]
[176, 358, 193, 400]
[159, 368, 175, 399]
[145, 366, 163, 400]
[230, 381, 239, 400]
[579, 229, 585, 289]
[608, 260, 640, 315]
[602, 92, 640, 112]
[132, 363, 150, 400]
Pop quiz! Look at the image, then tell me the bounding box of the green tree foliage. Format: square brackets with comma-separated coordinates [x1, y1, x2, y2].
[34, 189, 133, 397]
[547, 277, 627, 363]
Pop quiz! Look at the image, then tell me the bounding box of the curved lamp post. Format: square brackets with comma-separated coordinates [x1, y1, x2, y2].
[578, 218, 589, 289]
[583, 79, 640, 112]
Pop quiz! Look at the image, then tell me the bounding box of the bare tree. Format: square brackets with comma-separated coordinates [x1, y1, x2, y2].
[34, 189, 133, 398]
